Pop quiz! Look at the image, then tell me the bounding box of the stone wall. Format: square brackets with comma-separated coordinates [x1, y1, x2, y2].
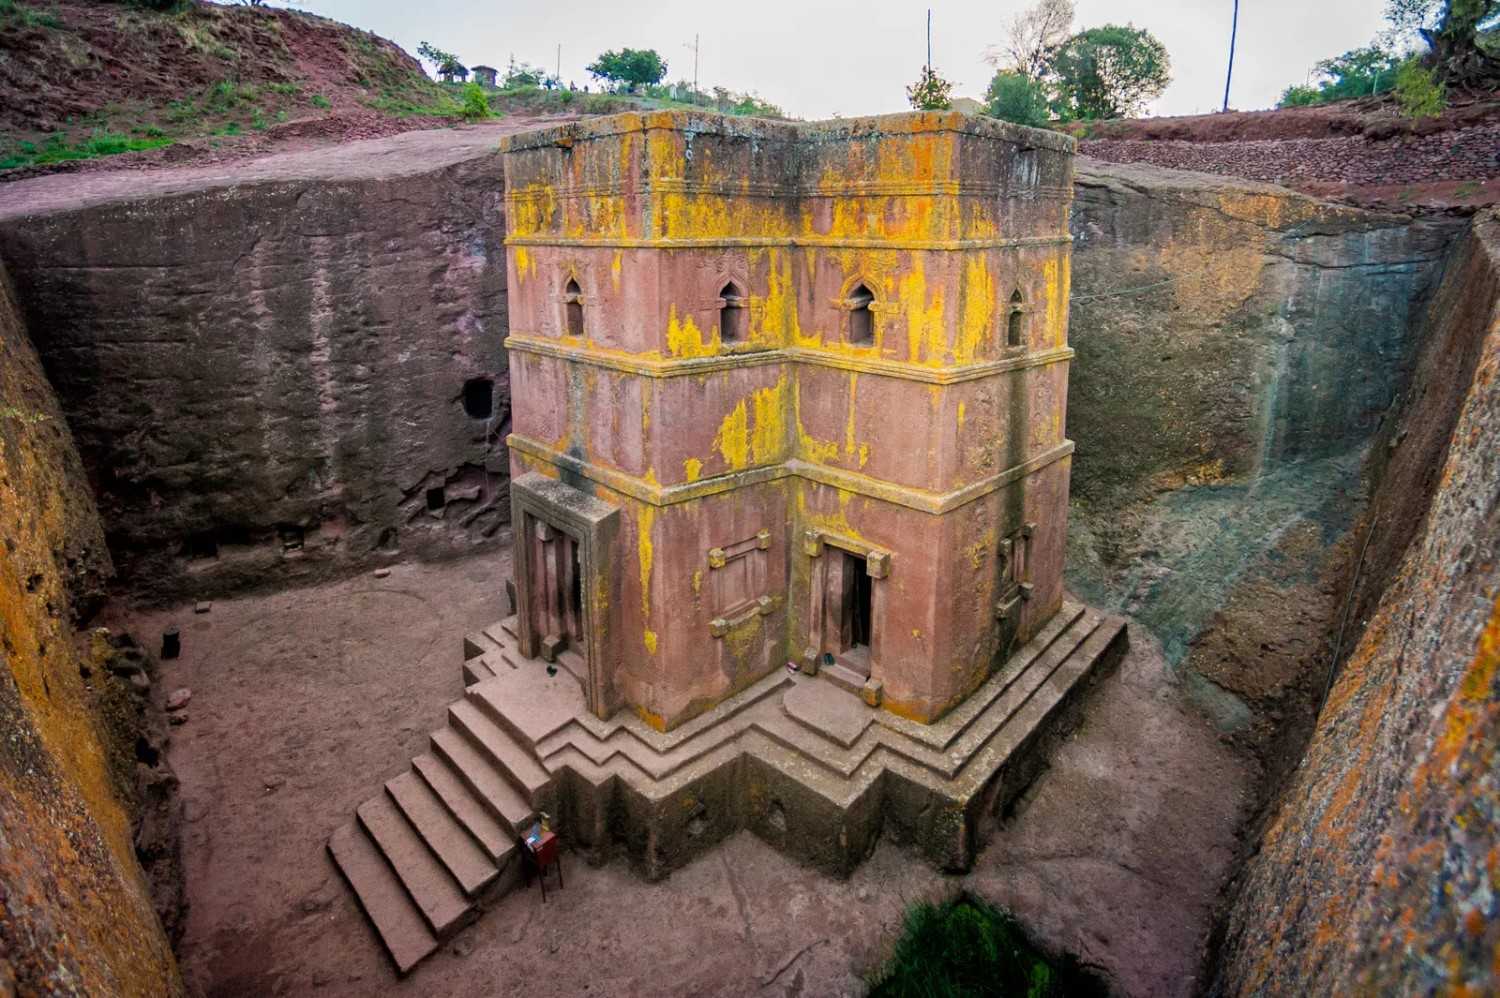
[1215, 210, 1500, 994]
[0, 133, 513, 604]
[0, 261, 181, 994]
[1065, 158, 1461, 754]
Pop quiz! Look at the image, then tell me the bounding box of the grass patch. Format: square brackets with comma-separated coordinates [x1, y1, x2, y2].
[0, 0, 65, 29]
[0, 129, 171, 171]
[868, 895, 1108, 998]
[365, 85, 462, 119]
[310, 93, 331, 109]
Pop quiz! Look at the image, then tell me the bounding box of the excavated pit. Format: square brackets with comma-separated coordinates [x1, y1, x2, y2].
[1, 121, 1494, 997]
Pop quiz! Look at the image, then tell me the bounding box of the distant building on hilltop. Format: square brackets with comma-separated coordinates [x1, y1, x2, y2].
[471, 66, 498, 88]
[438, 61, 469, 84]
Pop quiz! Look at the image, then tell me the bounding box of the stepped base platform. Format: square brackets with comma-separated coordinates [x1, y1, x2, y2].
[330, 601, 1126, 974]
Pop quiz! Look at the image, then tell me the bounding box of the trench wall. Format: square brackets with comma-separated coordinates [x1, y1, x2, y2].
[1215, 209, 1500, 995]
[0, 141, 512, 604]
[1066, 158, 1461, 748]
[0, 261, 181, 995]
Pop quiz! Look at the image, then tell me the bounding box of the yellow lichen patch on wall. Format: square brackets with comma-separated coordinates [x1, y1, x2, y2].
[1042, 255, 1067, 349]
[899, 258, 948, 366]
[957, 254, 995, 363]
[666, 304, 713, 359]
[513, 245, 535, 283]
[714, 377, 786, 470]
[684, 457, 703, 482]
[637, 504, 657, 655]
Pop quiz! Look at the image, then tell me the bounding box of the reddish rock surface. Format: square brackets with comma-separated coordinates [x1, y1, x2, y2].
[1216, 211, 1500, 993]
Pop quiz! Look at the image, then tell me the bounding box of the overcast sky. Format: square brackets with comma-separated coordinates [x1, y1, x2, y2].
[272, 0, 1390, 119]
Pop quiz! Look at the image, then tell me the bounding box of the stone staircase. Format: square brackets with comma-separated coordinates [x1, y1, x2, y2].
[326, 627, 549, 974]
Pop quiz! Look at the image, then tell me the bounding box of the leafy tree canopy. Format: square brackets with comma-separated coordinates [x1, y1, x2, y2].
[1048, 24, 1170, 120]
[1385, 0, 1500, 85]
[586, 48, 668, 92]
[417, 41, 464, 76]
[1278, 45, 1404, 105]
[984, 70, 1051, 127]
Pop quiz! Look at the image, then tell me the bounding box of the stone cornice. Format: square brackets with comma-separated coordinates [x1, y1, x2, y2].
[504, 334, 1075, 384]
[507, 433, 1074, 514]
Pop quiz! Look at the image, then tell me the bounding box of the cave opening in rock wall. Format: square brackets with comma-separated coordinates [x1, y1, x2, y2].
[463, 377, 494, 419]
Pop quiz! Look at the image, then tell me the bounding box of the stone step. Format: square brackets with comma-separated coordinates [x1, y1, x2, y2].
[463, 656, 498, 688]
[963, 616, 1126, 790]
[356, 795, 472, 939]
[327, 822, 438, 975]
[430, 727, 536, 836]
[945, 612, 1102, 764]
[410, 753, 512, 862]
[449, 699, 552, 799]
[385, 771, 497, 897]
[820, 660, 868, 696]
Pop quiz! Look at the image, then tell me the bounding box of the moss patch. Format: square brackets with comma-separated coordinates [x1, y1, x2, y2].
[868, 894, 1108, 997]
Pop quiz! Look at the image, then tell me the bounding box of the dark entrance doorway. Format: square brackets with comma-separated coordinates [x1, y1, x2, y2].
[824, 548, 873, 679]
[525, 517, 586, 677]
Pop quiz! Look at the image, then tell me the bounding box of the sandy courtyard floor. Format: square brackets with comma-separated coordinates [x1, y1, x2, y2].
[113, 548, 1254, 997]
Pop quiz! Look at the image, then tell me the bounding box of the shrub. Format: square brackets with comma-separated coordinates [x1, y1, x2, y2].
[867, 895, 1108, 998]
[906, 65, 955, 110]
[310, 93, 331, 109]
[460, 81, 491, 120]
[986, 70, 1051, 127]
[1394, 56, 1446, 116]
[1278, 83, 1321, 106]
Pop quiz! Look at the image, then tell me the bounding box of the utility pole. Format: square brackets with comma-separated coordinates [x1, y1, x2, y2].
[556, 43, 561, 84]
[1222, 0, 1239, 112]
[687, 33, 700, 95]
[926, 9, 932, 70]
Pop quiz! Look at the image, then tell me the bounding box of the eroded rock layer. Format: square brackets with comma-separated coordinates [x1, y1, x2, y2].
[1066, 158, 1462, 754]
[1216, 210, 1500, 996]
[0, 260, 181, 995]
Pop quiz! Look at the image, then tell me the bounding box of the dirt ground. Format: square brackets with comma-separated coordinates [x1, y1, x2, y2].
[110, 548, 1253, 998]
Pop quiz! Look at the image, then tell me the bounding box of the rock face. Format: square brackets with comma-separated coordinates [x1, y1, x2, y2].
[1216, 210, 1500, 994]
[0, 261, 182, 994]
[0, 128, 518, 603]
[1065, 158, 1461, 751]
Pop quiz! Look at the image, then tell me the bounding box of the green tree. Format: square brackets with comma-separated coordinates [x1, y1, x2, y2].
[417, 41, 465, 80]
[1394, 56, 1447, 114]
[1385, 0, 1500, 86]
[586, 48, 668, 93]
[906, 65, 955, 110]
[1277, 46, 1403, 106]
[985, 70, 1051, 126]
[1048, 24, 1170, 120]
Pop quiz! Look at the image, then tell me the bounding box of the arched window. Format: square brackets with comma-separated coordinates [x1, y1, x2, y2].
[848, 283, 875, 346]
[1007, 289, 1025, 348]
[719, 281, 747, 343]
[564, 278, 584, 338]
